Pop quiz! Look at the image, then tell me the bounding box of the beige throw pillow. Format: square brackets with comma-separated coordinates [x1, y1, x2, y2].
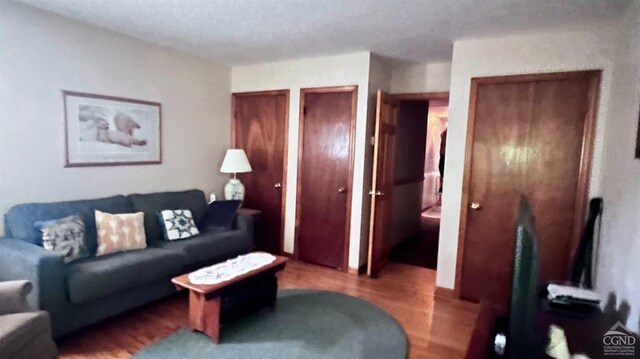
[95, 210, 147, 256]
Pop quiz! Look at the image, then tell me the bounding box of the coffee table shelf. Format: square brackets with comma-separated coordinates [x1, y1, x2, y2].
[172, 252, 288, 343]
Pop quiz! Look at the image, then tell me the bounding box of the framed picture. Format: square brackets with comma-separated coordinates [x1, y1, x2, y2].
[63, 91, 162, 167]
[636, 106, 640, 159]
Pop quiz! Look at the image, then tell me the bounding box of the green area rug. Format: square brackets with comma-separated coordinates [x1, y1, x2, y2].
[134, 289, 407, 359]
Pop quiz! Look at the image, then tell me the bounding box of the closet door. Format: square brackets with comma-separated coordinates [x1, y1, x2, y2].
[295, 86, 357, 271]
[457, 72, 600, 309]
[232, 90, 288, 254]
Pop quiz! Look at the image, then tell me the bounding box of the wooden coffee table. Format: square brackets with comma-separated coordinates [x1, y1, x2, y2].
[171, 253, 288, 343]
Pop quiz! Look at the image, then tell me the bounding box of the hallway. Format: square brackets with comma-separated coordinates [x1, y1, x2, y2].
[390, 212, 440, 270]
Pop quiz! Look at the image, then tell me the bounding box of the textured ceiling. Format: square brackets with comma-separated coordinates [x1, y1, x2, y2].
[14, 0, 631, 65]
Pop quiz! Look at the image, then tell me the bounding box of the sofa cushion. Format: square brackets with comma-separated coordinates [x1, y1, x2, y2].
[0, 311, 53, 358]
[66, 248, 184, 304]
[4, 195, 133, 255]
[128, 190, 207, 244]
[153, 229, 253, 267]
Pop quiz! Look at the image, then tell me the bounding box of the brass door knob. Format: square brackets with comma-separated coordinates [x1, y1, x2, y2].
[338, 187, 348, 193]
[274, 183, 282, 188]
[470, 202, 481, 210]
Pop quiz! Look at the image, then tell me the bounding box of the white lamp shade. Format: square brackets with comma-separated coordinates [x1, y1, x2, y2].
[220, 149, 252, 173]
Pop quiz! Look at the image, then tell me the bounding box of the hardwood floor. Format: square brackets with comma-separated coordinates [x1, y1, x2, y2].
[57, 260, 478, 359]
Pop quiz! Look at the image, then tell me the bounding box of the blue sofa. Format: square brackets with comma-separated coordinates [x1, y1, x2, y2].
[0, 189, 255, 337]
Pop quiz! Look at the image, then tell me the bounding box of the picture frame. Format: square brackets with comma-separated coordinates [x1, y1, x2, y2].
[63, 91, 162, 167]
[636, 105, 640, 159]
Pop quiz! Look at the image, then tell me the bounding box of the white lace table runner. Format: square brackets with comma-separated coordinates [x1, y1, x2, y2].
[188, 252, 277, 285]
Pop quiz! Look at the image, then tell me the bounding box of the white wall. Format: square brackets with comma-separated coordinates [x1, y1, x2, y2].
[390, 62, 452, 94]
[596, 0, 640, 332]
[438, 23, 619, 290]
[231, 53, 371, 269]
[0, 2, 231, 236]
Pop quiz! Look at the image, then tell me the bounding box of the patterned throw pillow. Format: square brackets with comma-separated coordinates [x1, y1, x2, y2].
[95, 210, 146, 256]
[34, 215, 88, 263]
[157, 209, 200, 241]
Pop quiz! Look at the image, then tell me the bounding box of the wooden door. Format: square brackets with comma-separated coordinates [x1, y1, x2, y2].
[458, 72, 600, 308]
[232, 90, 288, 254]
[367, 90, 399, 276]
[296, 86, 357, 271]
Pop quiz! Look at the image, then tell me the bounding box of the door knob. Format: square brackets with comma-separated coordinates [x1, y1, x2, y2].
[338, 187, 348, 193]
[369, 190, 384, 196]
[470, 202, 481, 210]
[274, 183, 282, 188]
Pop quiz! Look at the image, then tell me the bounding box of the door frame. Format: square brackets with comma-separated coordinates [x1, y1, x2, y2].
[391, 91, 450, 101]
[453, 70, 601, 297]
[294, 85, 358, 272]
[231, 89, 290, 255]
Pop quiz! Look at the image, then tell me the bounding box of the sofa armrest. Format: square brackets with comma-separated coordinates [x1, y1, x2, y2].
[235, 213, 256, 244]
[0, 238, 66, 310]
[0, 280, 33, 315]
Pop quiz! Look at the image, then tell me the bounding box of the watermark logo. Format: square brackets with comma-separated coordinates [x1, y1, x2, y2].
[603, 321, 636, 356]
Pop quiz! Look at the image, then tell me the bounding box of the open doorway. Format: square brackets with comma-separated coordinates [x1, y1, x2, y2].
[388, 96, 449, 270]
[422, 100, 448, 218]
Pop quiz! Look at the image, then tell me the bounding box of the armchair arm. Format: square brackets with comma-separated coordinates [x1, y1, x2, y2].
[0, 280, 33, 315]
[0, 238, 66, 310]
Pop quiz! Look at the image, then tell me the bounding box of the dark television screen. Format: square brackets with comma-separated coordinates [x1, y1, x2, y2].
[508, 196, 542, 358]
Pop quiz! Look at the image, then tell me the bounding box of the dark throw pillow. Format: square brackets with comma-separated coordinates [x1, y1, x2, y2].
[34, 215, 89, 263]
[199, 200, 242, 230]
[157, 209, 200, 241]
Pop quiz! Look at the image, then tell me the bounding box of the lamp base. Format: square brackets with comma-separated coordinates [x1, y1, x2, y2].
[224, 179, 245, 200]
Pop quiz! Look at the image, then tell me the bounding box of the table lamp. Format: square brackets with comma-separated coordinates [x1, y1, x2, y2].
[220, 149, 252, 200]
